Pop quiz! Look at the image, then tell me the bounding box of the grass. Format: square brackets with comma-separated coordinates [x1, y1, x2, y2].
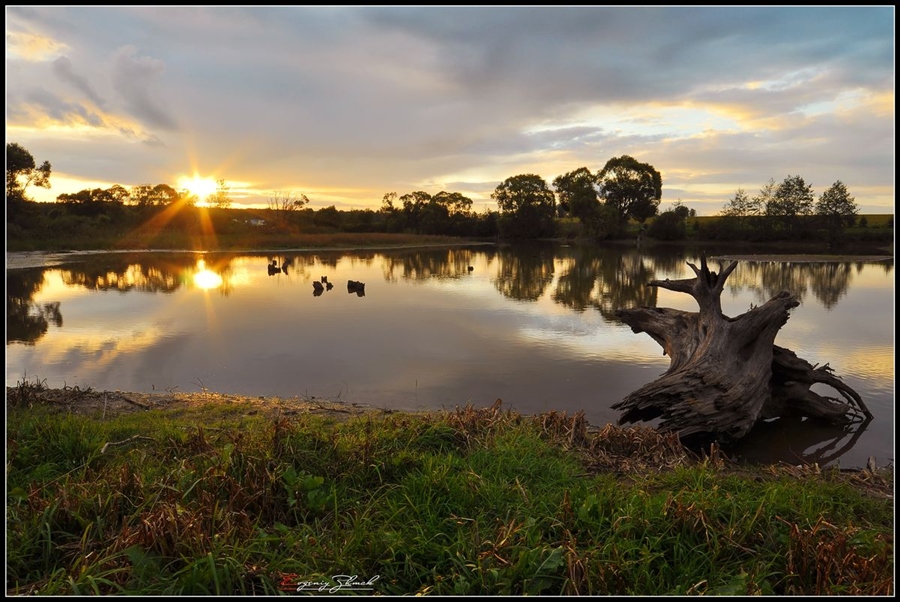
[6, 383, 894, 596]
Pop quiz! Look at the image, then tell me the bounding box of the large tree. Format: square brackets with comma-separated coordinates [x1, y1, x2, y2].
[6, 142, 51, 203]
[816, 180, 858, 245]
[428, 191, 474, 235]
[492, 174, 557, 239]
[596, 155, 662, 225]
[552, 166, 597, 219]
[766, 174, 815, 235]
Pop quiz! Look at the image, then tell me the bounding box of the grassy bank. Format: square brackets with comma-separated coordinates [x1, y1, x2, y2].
[6, 384, 893, 596]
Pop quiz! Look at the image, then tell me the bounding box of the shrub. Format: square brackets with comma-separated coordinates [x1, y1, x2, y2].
[647, 210, 687, 241]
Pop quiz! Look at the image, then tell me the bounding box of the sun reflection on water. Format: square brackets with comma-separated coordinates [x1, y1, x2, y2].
[193, 259, 223, 290]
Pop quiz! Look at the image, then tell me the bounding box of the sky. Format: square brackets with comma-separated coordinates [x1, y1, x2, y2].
[5, 6, 895, 215]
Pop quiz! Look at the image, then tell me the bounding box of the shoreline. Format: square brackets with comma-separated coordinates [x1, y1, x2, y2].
[8, 384, 893, 478]
[5, 240, 497, 270]
[6, 241, 894, 271]
[5, 385, 398, 422]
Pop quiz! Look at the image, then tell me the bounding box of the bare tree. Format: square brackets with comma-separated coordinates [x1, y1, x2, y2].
[267, 190, 310, 213]
[207, 179, 233, 209]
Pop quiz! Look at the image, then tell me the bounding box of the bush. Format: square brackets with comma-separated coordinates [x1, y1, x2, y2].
[647, 210, 687, 241]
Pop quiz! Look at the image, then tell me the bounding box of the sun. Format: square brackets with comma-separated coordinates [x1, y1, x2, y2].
[178, 175, 218, 204]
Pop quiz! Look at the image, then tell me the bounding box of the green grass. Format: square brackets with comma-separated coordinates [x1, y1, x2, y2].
[6, 399, 893, 596]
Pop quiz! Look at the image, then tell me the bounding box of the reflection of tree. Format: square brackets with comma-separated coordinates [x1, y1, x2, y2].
[57, 253, 237, 296]
[875, 260, 894, 277]
[7, 268, 63, 345]
[492, 245, 555, 302]
[312, 253, 341, 269]
[551, 246, 658, 320]
[724, 260, 882, 309]
[381, 248, 478, 282]
[60, 256, 183, 293]
[809, 263, 853, 309]
[728, 262, 810, 306]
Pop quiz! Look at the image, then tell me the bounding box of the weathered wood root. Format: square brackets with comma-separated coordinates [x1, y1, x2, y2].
[767, 346, 872, 423]
[611, 253, 869, 442]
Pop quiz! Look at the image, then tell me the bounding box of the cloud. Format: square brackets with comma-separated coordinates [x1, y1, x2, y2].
[5, 6, 894, 214]
[52, 56, 106, 108]
[9, 87, 106, 128]
[111, 45, 178, 131]
[5, 30, 68, 61]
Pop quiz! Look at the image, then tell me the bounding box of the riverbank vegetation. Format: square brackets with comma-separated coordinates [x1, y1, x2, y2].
[7, 142, 892, 253]
[7, 381, 893, 596]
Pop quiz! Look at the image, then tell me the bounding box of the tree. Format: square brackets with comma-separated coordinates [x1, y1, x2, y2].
[719, 188, 765, 238]
[380, 192, 403, 232]
[267, 190, 310, 213]
[431, 191, 473, 216]
[6, 142, 51, 203]
[596, 155, 662, 225]
[613, 254, 870, 442]
[816, 180, 858, 245]
[266, 190, 309, 227]
[492, 174, 557, 238]
[670, 200, 694, 220]
[129, 184, 180, 208]
[206, 179, 232, 209]
[398, 190, 432, 233]
[381, 192, 398, 213]
[552, 167, 598, 220]
[766, 175, 815, 235]
[57, 186, 127, 217]
[428, 191, 474, 235]
[646, 208, 686, 241]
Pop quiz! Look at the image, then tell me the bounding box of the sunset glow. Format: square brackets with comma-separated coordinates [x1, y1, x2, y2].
[178, 176, 218, 204]
[5, 7, 893, 215]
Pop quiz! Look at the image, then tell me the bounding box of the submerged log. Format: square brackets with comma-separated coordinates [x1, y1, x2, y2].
[612, 253, 870, 442]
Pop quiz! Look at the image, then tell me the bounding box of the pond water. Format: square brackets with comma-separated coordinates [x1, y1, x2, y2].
[6, 243, 894, 469]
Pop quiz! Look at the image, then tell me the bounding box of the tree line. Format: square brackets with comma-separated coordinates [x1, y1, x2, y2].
[6, 141, 884, 245]
[705, 176, 865, 245]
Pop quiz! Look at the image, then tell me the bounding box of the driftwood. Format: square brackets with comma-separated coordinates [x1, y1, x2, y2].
[612, 253, 871, 442]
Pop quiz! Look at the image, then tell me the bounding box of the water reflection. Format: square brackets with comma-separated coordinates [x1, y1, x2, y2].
[493, 245, 556, 302]
[52, 253, 239, 297]
[551, 246, 660, 321]
[382, 247, 481, 282]
[7, 268, 63, 345]
[730, 416, 872, 467]
[194, 259, 224, 290]
[6, 244, 893, 469]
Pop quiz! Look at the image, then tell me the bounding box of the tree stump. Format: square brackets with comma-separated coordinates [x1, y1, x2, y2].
[612, 253, 871, 442]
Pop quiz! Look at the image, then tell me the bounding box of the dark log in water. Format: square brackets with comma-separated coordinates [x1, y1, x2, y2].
[612, 253, 871, 442]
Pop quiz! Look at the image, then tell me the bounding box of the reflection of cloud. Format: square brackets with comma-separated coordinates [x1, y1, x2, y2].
[835, 346, 895, 384]
[23, 325, 169, 374]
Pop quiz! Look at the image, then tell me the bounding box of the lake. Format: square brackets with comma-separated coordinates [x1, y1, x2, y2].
[6, 242, 894, 469]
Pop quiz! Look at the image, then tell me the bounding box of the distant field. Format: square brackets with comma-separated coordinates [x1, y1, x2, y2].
[687, 213, 893, 227]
